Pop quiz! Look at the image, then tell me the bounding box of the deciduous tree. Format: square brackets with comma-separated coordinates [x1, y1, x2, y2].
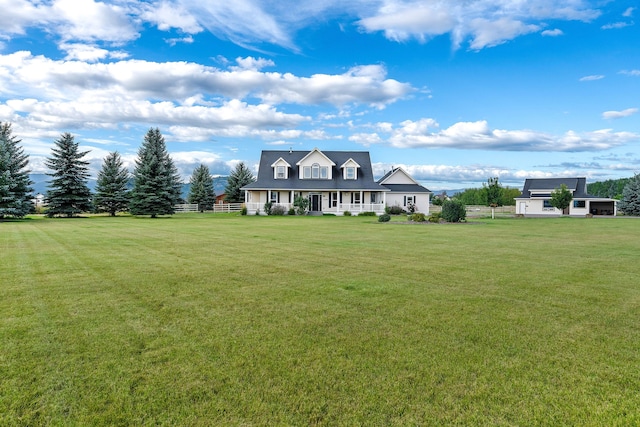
[224, 162, 255, 203]
[45, 133, 92, 217]
[130, 128, 182, 218]
[0, 123, 33, 218]
[94, 151, 130, 216]
[188, 164, 215, 212]
[550, 184, 573, 214]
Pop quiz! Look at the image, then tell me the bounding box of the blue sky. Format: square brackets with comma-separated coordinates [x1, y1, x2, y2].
[0, 0, 638, 190]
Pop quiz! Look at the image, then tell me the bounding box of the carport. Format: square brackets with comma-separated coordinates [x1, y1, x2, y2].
[589, 199, 617, 216]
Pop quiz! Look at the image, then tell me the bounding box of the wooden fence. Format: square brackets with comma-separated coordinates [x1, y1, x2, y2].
[429, 205, 515, 216]
[174, 203, 244, 213]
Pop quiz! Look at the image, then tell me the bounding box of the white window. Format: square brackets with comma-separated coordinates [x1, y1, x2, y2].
[352, 193, 361, 204]
[330, 192, 338, 207]
[303, 166, 311, 179]
[404, 196, 415, 207]
[312, 163, 320, 179]
[371, 193, 378, 203]
[345, 167, 356, 180]
[320, 166, 328, 179]
[270, 192, 279, 203]
[276, 165, 286, 179]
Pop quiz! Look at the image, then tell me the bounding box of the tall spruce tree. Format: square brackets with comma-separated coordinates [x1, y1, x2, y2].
[188, 164, 215, 212]
[224, 162, 255, 203]
[45, 133, 92, 217]
[0, 123, 33, 218]
[129, 128, 181, 217]
[618, 174, 640, 216]
[94, 151, 130, 216]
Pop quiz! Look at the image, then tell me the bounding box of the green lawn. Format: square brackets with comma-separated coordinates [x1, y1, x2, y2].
[1, 214, 639, 425]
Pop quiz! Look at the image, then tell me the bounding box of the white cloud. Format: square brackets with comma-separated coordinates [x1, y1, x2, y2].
[141, 1, 203, 34]
[579, 74, 605, 81]
[601, 21, 633, 30]
[623, 7, 635, 18]
[165, 36, 194, 47]
[52, 0, 137, 43]
[620, 69, 640, 76]
[541, 28, 563, 37]
[357, 0, 600, 50]
[602, 108, 638, 120]
[0, 52, 411, 108]
[351, 118, 639, 152]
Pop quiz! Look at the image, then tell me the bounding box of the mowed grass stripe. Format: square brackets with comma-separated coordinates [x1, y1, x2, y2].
[1, 214, 639, 425]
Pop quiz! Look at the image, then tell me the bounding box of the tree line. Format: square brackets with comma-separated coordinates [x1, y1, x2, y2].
[434, 178, 521, 207]
[0, 123, 255, 218]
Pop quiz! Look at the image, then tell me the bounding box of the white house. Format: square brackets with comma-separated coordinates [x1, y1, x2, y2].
[515, 177, 617, 217]
[377, 167, 431, 214]
[242, 148, 431, 215]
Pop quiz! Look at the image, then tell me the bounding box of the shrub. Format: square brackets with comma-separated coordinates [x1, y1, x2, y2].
[378, 213, 391, 222]
[288, 207, 296, 216]
[293, 195, 309, 215]
[358, 211, 376, 216]
[255, 208, 260, 216]
[410, 212, 427, 222]
[241, 206, 248, 215]
[343, 211, 352, 216]
[441, 199, 466, 222]
[263, 201, 273, 215]
[428, 212, 441, 223]
[387, 205, 405, 215]
[270, 204, 286, 215]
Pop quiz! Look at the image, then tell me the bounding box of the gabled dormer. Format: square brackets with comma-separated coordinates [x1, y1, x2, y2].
[340, 158, 361, 180]
[271, 157, 291, 180]
[296, 148, 336, 180]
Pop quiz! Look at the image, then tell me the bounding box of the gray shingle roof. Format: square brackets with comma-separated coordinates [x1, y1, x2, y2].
[382, 184, 431, 193]
[515, 177, 595, 198]
[242, 150, 388, 191]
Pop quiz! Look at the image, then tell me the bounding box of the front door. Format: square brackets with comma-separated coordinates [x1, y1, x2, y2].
[310, 194, 322, 212]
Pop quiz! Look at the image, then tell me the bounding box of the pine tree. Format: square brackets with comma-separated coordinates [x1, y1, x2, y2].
[0, 123, 33, 218]
[188, 164, 215, 212]
[94, 151, 130, 216]
[618, 174, 640, 216]
[45, 133, 92, 217]
[129, 128, 181, 218]
[224, 162, 255, 203]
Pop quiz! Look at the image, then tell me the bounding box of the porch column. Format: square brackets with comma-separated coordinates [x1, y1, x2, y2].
[360, 191, 363, 212]
[337, 191, 341, 214]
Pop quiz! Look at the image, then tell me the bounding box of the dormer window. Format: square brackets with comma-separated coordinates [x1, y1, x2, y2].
[345, 167, 356, 180]
[341, 158, 360, 180]
[302, 163, 330, 179]
[271, 157, 290, 179]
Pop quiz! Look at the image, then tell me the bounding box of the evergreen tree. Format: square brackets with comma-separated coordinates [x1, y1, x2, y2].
[45, 133, 92, 217]
[94, 151, 130, 216]
[129, 128, 181, 218]
[550, 184, 573, 214]
[188, 164, 215, 212]
[618, 174, 640, 216]
[224, 162, 255, 203]
[0, 123, 33, 218]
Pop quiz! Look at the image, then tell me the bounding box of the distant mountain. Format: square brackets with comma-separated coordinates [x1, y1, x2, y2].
[30, 174, 228, 199]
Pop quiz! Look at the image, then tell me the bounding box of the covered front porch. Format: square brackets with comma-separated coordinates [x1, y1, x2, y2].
[244, 189, 387, 215]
